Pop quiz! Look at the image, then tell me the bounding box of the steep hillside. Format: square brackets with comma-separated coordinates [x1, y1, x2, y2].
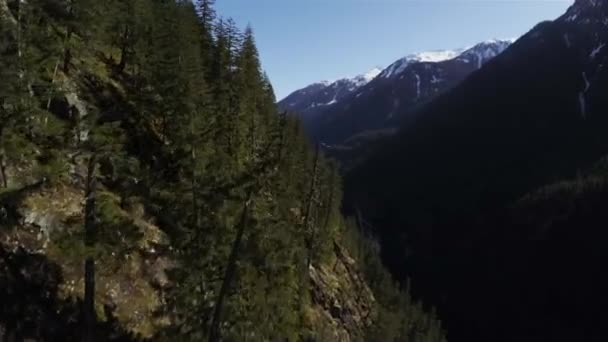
[346, 0, 608, 340]
[0, 0, 444, 341]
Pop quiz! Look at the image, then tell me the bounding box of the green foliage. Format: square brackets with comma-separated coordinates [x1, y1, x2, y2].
[0, 0, 446, 340]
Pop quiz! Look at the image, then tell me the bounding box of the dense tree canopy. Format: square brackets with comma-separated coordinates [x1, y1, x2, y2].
[0, 0, 445, 340]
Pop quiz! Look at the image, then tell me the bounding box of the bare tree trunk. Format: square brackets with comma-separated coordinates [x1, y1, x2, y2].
[321, 168, 335, 233]
[208, 193, 252, 342]
[117, 26, 130, 73]
[276, 112, 287, 164]
[63, 1, 73, 76]
[0, 152, 7, 188]
[83, 155, 97, 342]
[303, 144, 320, 268]
[84, 258, 95, 342]
[46, 59, 61, 111]
[63, 33, 72, 75]
[250, 107, 256, 160]
[190, 120, 207, 330]
[16, 0, 21, 60]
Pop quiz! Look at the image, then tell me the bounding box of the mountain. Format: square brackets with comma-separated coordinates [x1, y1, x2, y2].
[279, 67, 382, 120]
[345, 0, 608, 341]
[278, 39, 513, 147]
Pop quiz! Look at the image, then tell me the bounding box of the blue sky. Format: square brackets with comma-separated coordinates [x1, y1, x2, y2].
[216, 0, 574, 100]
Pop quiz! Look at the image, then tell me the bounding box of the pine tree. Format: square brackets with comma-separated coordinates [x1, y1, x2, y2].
[0, 1, 448, 340]
[103, 0, 138, 72]
[235, 25, 265, 161]
[195, 0, 216, 75]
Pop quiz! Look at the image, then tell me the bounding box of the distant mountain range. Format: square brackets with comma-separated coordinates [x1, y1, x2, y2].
[279, 67, 383, 118]
[278, 39, 514, 146]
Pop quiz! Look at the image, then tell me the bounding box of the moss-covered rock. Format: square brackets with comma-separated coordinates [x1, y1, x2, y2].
[1, 181, 172, 338]
[306, 243, 376, 342]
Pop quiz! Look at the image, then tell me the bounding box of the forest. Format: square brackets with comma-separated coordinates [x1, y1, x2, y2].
[0, 0, 445, 341]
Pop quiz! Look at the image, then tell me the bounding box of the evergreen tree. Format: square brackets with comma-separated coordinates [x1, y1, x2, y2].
[195, 0, 216, 75]
[0, 1, 447, 340]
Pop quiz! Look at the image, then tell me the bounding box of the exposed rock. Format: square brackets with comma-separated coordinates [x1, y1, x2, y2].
[307, 243, 376, 341]
[0, 0, 16, 27]
[0, 181, 173, 339]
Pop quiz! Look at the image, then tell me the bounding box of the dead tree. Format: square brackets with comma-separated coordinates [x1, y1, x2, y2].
[303, 144, 321, 268]
[208, 191, 253, 342]
[83, 154, 97, 342]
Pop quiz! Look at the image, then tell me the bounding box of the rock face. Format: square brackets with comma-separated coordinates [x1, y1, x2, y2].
[0, 168, 172, 340]
[0, 0, 16, 26]
[306, 243, 375, 341]
[0, 184, 378, 341]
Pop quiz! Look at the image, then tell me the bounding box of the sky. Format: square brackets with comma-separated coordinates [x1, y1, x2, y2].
[215, 0, 574, 100]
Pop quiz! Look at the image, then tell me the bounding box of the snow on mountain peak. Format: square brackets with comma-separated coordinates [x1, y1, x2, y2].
[380, 49, 462, 79]
[380, 39, 514, 79]
[280, 38, 514, 106]
[457, 39, 513, 69]
[409, 50, 463, 63]
[352, 67, 383, 86]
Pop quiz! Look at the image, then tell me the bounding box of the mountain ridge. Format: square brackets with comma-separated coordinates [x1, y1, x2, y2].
[344, 1, 608, 340]
[279, 38, 513, 147]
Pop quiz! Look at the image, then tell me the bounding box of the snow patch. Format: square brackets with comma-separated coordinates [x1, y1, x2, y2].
[431, 75, 443, 84]
[457, 39, 512, 69]
[566, 13, 578, 22]
[579, 92, 587, 119]
[590, 43, 605, 59]
[475, 52, 483, 69]
[381, 49, 462, 78]
[563, 34, 571, 48]
[381, 39, 512, 79]
[351, 67, 383, 87]
[414, 73, 421, 99]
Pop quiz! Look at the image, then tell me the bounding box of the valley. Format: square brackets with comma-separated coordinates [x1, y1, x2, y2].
[2, 0, 607, 341]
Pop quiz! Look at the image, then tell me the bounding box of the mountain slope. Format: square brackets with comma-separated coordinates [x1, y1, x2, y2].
[346, 0, 608, 341]
[279, 39, 512, 146]
[0, 0, 445, 340]
[280, 68, 382, 121]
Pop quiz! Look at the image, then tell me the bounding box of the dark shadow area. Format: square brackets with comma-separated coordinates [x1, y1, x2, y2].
[0, 245, 140, 342]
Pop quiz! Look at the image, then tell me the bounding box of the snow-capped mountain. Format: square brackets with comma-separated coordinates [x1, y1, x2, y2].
[279, 38, 513, 146]
[279, 67, 382, 118]
[379, 39, 513, 79]
[380, 49, 463, 78]
[456, 39, 515, 68]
